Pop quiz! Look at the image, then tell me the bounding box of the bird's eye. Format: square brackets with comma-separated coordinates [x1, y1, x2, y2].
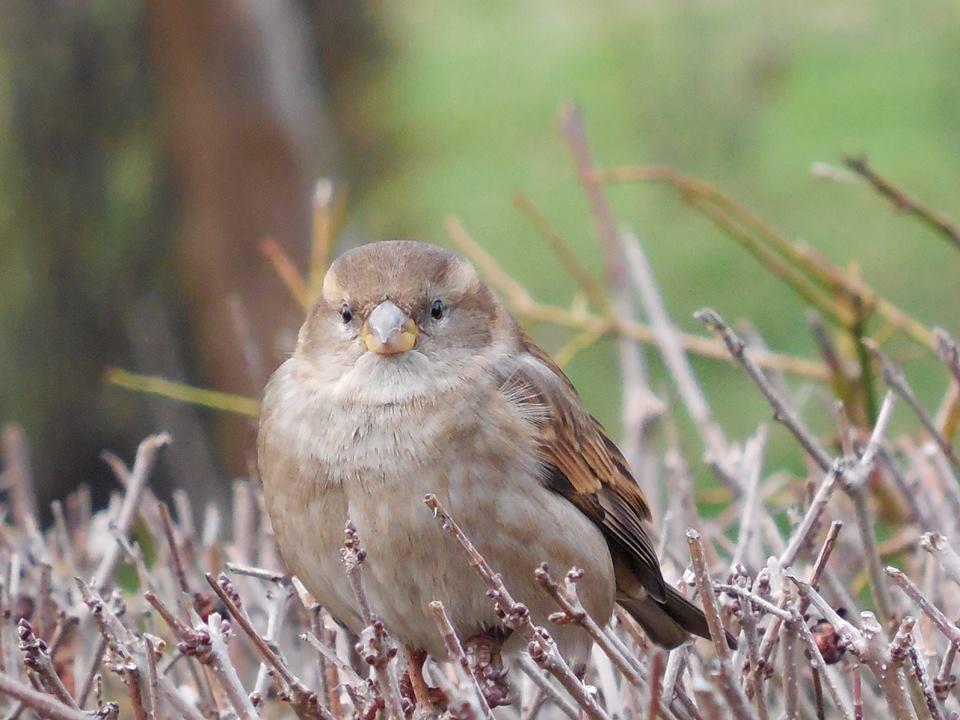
[339, 304, 353, 324]
[430, 299, 445, 320]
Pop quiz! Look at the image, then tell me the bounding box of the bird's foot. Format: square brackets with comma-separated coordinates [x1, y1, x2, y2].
[464, 631, 513, 708]
[399, 675, 448, 715]
[401, 647, 448, 715]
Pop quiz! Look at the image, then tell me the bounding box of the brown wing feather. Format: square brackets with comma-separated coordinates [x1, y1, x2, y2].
[502, 332, 667, 603]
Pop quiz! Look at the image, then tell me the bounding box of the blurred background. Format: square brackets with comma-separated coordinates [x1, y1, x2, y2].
[1, 0, 958, 515]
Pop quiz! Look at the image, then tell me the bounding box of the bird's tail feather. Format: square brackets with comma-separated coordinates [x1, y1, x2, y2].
[619, 586, 736, 650]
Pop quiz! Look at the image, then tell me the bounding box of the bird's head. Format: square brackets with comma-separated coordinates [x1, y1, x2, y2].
[295, 240, 514, 400]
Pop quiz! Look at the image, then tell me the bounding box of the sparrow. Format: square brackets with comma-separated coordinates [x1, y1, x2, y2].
[258, 240, 715, 689]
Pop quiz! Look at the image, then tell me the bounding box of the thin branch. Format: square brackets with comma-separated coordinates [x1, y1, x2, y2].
[0, 670, 90, 720]
[843, 156, 960, 252]
[885, 567, 960, 645]
[920, 533, 960, 589]
[535, 565, 649, 692]
[444, 217, 829, 380]
[792, 609, 854, 720]
[864, 339, 959, 472]
[789, 574, 918, 719]
[622, 229, 730, 468]
[428, 601, 494, 720]
[514, 192, 611, 315]
[697, 308, 833, 471]
[516, 656, 581, 720]
[0, 426, 38, 536]
[594, 164, 936, 350]
[204, 573, 332, 720]
[16, 620, 78, 711]
[104, 369, 261, 418]
[260, 235, 311, 310]
[92, 433, 171, 592]
[340, 524, 405, 720]
[750, 521, 843, 700]
[424, 494, 612, 720]
[685, 530, 753, 720]
[905, 632, 947, 720]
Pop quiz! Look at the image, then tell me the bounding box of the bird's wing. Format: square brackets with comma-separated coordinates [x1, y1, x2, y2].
[498, 331, 667, 603]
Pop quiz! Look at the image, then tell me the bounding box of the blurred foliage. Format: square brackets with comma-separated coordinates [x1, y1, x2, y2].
[0, 2, 171, 499]
[1, 0, 959, 500]
[355, 0, 960, 471]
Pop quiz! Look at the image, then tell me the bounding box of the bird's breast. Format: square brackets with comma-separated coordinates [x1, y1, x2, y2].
[260, 357, 614, 659]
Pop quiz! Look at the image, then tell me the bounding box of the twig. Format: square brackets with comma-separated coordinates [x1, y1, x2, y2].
[514, 192, 611, 315]
[843, 156, 960, 252]
[933, 640, 958, 701]
[143, 635, 159, 720]
[75, 636, 107, 708]
[340, 524, 405, 720]
[788, 574, 918, 719]
[157, 501, 191, 598]
[424, 494, 612, 720]
[622, 229, 730, 469]
[301, 630, 355, 682]
[864, 339, 959, 472]
[685, 530, 753, 720]
[750, 521, 843, 700]
[935, 329, 960, 386]
[92, 433, 171, 592]
[735, 575, 768, 720]
[852, 665, 863, 720]
[792, 610, 854, 720]
[0, 426, 38, 537]
[780, 602, 800, 720]
[204, 573, 332, 720]
[260, 235, 311, 310]
[516, 656, 581, 720]
[535, 565, 649, 692]
[16, 620, 78, 710]
[594, 164, 936, 350]
[935, 329, 960, 442]
[560, 104, 662, 496]
[905, 632, 946, 720]
[696, 308, 833, 471]
[104, 369, 261, 418]
[145, 592, 257, 719]
[885, 567, 960, 645]
[920, 533, 960, 589]
[715, 585, 791, 621]
[685, 533, 731, 661]
[730, 427, 768, 567]
[252, 588, 290, 703]
[428, 601, 494, 720]
[444, 217, 829, 380]
[843, 390, 898, 626]
[225, 562, 289, 585]
[0, 670, 89, 720]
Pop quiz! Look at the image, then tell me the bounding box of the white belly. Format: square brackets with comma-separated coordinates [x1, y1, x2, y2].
[260, 356, 615, 662]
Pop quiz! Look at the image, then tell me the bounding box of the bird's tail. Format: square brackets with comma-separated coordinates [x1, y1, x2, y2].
[618, 585, 736, 650]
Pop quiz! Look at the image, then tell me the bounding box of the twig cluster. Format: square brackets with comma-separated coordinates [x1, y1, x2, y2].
[6, 109, 960, 719]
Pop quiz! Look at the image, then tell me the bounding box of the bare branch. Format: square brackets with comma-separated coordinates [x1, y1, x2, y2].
[0, 670, 90, 720]
[93, 433, 171, 592]
[424, 494, 612, 720]
[697, 308, 833, 471]
[843, 156, 960, 252]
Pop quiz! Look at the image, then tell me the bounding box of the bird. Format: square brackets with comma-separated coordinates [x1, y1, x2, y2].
[258, 240, 719, 704]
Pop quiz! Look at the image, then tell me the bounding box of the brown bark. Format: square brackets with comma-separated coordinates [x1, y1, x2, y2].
[146, 0, 340, 473]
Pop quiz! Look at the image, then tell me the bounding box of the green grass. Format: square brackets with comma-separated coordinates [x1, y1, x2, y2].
[353, 0, 960, 475]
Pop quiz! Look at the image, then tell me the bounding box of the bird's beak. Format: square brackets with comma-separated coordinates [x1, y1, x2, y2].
[361, 300, 418, 355]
